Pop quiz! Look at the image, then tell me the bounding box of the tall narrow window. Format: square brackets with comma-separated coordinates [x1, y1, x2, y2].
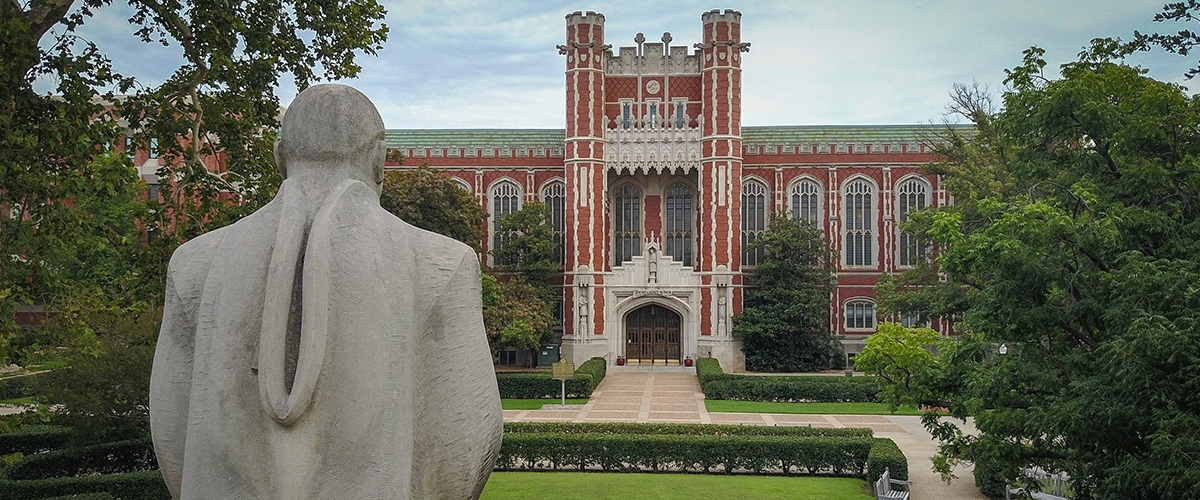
[648, 103, 659, 128]
[541, 181, 566, 266]
[622, 102, 631, 129]
[897, 179, 929, 267]
[790, 179, 821, 225]
[613, 184, 641, 265]
[845, 300, 876, 330]
[664, 183, 693, 266]
[741, 180, 767, 266]
[843, 180, 874, 267]
[491, 181, 522, 265]
[675, 101, 686, 128]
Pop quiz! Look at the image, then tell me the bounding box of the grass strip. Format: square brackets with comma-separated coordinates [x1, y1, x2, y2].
[480, 472, 873, 500]
[502, 399, 588, 410]
[705, 400, 923, 415]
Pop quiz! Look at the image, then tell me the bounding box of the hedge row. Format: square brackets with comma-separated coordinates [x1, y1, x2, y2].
[866, 438, 908, 483]
[3, 439, 157, 481]
[495, 357, 607, 399]
[504, 422, 871, 439]
[575, 357, 606, 388]
[0, 374, 41, 401]
[41, 494, 116, 500]
[497, 432, 878, 476]
[0, 471, 169, 500]
[695, 358, 880, 402]
[0, 426, 72, 456]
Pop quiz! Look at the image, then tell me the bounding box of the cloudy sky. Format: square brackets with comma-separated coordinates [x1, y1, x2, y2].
[65, 0, 1199, 129]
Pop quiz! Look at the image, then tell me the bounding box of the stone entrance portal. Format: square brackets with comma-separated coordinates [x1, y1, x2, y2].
[625, 304, 682, 363]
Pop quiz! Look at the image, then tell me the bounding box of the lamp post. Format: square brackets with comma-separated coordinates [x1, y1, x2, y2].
[998, 343, 1008, 356]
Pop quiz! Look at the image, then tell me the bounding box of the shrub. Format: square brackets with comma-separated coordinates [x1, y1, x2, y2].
[696, 358, 879, 402]
[496, 432, 875, 475]
[495, 372, 594, 398]
[0, 426, 71, 456]
[866, 438, 908, 482]
[575, 357, 606, 388]
[504, 422, 871, 439]
[0, 374, 42, 401]
[3, 439, 157, 481]
[0, 470, 169, 500]
[41, 493, 116, 500]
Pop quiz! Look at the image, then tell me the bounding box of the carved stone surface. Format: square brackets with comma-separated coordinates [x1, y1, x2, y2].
[149, 84, 502, 499]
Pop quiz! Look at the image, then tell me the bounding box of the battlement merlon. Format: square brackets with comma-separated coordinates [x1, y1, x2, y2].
[699, 9, 747, 48]
[566, 11, 605, 26]
[700, 8, 741, 25]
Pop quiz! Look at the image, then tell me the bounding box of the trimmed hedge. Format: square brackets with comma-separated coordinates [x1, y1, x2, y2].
[504, 422, 871, 439]
[41, 494, 116, 500]
[0, 374, 41, 401]
[496, 357, 609, 399]
[4, 439, 157, 481]
[866, 438, 908, 482]
[0, 470, 169, 500]
[575, 357, 606, 388]
[498, 422, 907, 479]
[496, 372, 594, 398]
[497, 432, 874, 475]
[0, 426, 72, 455]
[696, 358, 880, 402]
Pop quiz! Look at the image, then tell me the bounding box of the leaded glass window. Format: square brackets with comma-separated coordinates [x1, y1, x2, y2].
[541, 181, 566, 266]
[491, 181, 521, 265]
[897, 179, 928, 267]
[741, 180, 767, 267]
[613, 184, 641, 265]
[664, 183, 693, 266]
[845, 300, 876, 330]
[791, 179, 821, 225]
[844, 180, 874, 267]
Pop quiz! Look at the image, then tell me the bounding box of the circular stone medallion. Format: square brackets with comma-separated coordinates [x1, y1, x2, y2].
[645, 80, 661, 95]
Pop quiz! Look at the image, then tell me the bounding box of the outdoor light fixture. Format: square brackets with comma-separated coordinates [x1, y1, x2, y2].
[998, 343, 1009, 355]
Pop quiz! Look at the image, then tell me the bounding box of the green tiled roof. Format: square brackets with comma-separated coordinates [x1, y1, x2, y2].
[385, 129, 565, 149]
[742, 124, 973, 144]
[384, 124, 973, 148]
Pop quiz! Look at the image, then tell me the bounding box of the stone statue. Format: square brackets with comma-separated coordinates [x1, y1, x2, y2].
[149, 84, 503, 499]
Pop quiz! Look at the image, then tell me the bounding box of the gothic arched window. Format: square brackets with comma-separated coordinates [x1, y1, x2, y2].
[613, 184, 641, 265]
[541, 181, 566, 266]
[741, 180, 768, 267]
[490, 180, 522, 265]
[896, 178, 929, 267]
[664, 183, 693, 266]
[845, 299, 876, 330]
[843, 179, 875, 267]
[790, 179, 822, 225]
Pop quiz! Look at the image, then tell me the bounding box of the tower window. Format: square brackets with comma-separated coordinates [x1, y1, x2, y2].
[613, 184, 641, 265]
[897, 179, 929, 267]
[664, 183, 693, 266]
[843, 179, 874, 267]
[741, 180, 767, 267]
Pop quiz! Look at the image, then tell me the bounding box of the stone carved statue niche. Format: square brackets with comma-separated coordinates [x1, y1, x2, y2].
[149, 84, 502, 499]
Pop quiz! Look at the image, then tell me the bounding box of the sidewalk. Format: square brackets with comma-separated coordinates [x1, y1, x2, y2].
[503, 368, 985, 500]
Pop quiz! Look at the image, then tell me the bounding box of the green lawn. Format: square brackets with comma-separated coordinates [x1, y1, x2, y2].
[502, 399, 588, 410]
[705, 400, 923, 415]
[481, 472, 872, 500]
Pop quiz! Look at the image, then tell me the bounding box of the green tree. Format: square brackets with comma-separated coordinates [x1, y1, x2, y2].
[493, 200, 561, 284]
[380, 165, 487, 251]
[481, 274, 555, 365]
[732, 214, 839, 372]
[1, 0, 389, 362]
[875, 43, 1200, 499]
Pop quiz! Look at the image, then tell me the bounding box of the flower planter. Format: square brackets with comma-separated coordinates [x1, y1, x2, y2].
[616, 357, 626, 366]
[683, 358, 694, 367]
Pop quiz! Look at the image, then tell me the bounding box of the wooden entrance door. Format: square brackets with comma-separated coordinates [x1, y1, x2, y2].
[625, 304, 682, 363]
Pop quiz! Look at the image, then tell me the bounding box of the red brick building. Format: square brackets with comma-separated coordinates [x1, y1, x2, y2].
[384, 10, 954, 371]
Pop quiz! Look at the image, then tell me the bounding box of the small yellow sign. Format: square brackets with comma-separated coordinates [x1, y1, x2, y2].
[551, 359, 576, 380]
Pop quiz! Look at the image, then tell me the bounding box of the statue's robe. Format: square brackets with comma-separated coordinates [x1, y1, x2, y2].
[150, 178, 502, 499]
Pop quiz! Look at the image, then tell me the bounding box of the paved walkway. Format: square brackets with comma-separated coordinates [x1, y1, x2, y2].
[503, 366, 985, 499]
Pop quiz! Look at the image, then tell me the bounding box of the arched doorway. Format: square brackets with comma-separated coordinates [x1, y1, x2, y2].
[625, 304, 682, 364]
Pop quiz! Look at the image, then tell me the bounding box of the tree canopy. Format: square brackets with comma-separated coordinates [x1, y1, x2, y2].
[1, 0, 388, 362]
[379, 165, 487, 251]
[871, 41, 1200, 499]
[732, 215, 840, 372]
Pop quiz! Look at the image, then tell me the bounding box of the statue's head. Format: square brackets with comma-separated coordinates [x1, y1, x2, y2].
[275, 84, 386, 193]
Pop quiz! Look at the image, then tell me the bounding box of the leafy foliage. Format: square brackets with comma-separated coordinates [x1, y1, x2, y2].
[379, 165, 486, 251]
[732, 215, 839, 372]
[854, 323, 944, 409]
[1, 0, 388, 364]
[695, 358, 880, 403]
[874, 41, 1200, 499]
[0, 470, 169, 500]
[492, 201, 561, 283]
[483, 276, 555, 358]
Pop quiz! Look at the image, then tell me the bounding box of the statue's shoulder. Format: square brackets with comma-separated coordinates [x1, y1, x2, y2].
[167, 200, 279, 279]
[374, 206, 476, 261]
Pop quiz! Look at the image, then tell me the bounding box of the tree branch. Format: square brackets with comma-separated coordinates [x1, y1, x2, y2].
[22, 0, 75, 43]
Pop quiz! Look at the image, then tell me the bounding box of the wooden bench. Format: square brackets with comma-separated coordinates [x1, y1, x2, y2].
[873, 468, 912, 500]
